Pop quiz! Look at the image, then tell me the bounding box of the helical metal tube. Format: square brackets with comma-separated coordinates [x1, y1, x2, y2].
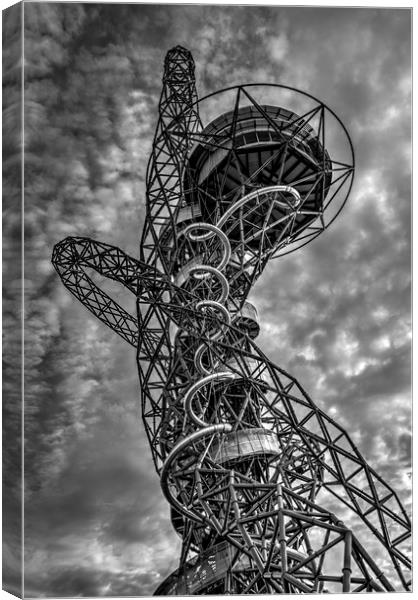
[162, 189, 304, 514]
[217, 185, 302, 229]
[178, 222, 235, 422]
[161, 221, 237, 524]
[160, 186, 331, 590]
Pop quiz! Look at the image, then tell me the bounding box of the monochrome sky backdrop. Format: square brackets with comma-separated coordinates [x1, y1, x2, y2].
[6, 3, 411, 596]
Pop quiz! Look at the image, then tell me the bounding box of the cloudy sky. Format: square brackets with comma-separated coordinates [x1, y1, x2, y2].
[3, 3, 411, 597]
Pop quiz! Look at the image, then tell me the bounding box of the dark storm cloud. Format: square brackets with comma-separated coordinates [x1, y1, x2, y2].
[12, 3, 410, 596]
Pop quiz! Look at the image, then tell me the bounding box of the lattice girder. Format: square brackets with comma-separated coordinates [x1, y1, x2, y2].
[51, 45, 410, 594]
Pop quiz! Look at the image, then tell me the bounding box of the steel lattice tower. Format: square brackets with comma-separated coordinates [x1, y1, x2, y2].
[52, 47, 411, 594]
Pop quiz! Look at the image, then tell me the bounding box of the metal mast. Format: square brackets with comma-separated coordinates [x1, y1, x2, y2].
[52, 46, 411, 594]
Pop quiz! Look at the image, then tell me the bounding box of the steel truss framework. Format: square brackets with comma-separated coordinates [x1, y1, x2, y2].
[52, 46, 411, 594]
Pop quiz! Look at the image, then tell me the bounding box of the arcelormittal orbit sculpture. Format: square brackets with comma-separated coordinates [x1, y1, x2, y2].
[52, 46, 411, 594]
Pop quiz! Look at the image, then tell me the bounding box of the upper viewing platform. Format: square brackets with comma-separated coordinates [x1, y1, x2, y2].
[185, 103, 333, 228]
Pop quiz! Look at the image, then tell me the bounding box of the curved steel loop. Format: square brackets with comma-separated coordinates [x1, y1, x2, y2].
[160, 423, 233, 521]
[193, 306, 230, 375]
[184, 371, 239, 427]
[193, 343, 214, 376]
[217, 185, 301, 230]
[52, 236, 143, 347]
[182, 222, 216, 242]
[52, 236, 146, 293]
[188, 265, 230, 303]
[195, 300, 231, 328]
[194, 300, 232, 374]
[182, 222, 232, 271]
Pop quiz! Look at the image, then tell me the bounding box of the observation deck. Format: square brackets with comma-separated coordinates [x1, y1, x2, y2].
[185, 104, 332, 231]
